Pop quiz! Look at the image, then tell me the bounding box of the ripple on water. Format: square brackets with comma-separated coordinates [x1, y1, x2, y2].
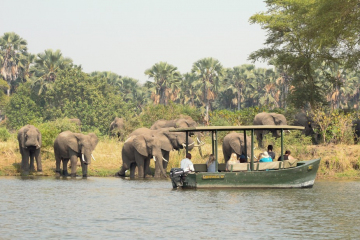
[0, 177, 360, 239]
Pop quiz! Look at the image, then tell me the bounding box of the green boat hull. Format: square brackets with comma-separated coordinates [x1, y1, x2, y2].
[180, 159, 321, 189]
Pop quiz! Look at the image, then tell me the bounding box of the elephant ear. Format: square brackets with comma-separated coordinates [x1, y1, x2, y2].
[88, 133, 99, 151]
[133, 135, 149, 156]
[157, 134, 173, 151]
[36, 128, 42, 148]
[229, 137, 242, 155]
[68, 133, 81, 153]
[20, 127, 27, 149]
[175, 119, 188, 128]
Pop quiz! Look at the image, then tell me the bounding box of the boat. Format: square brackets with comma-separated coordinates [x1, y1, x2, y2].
[169, 125, 321, 189]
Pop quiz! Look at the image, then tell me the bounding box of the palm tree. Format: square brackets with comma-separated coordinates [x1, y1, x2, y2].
[90, 71, 121, 86]
[144, 62, 181, 105]
[225, 64, 255, 110]
[30, 49, 72, 95]
[191, 58, 223, 124]
[0, 32, 28, 95]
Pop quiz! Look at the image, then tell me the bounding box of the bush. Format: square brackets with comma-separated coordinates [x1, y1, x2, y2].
[0, 128, 10, 141]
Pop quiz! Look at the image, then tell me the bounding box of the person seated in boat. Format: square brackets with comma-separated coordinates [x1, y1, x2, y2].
[277, 150, 295, 161]
[226, 153, 240, 171]
[180, 153, 195, 172]
[259, 151, 272, 162]
[267, 145, 275, 160]
[206, 154, 216, 172]
[239, 153, 247, 163]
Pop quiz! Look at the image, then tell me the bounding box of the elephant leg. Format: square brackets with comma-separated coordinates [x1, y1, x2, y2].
[55, 154, 62, 176]
[70, 155, 78, 177]
[62, 159, 69, 176]
[81, 161, 88, 178]
[144, 157, 151, 177]
[29, 151, 35, 172]
[116, 165, 127, 177]
[130, 163, 136, 178]
[20, 149, 30, 176]
[34, 148, 42, 172]
[134, 152, 145, 178]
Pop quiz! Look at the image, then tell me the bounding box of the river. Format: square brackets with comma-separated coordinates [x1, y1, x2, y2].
[0, 177, 359, 239]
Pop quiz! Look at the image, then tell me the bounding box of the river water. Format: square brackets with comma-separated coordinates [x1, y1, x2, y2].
[0, 177, 359, 239]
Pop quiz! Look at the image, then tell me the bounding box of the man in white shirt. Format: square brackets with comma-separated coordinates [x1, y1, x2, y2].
[180, 153, 194, 172]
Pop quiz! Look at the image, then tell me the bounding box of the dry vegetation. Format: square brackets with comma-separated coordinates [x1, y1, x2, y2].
[1, 135, 360, 179]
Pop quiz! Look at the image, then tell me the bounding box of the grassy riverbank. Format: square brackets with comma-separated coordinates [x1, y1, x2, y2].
[1, 134, 360, 179]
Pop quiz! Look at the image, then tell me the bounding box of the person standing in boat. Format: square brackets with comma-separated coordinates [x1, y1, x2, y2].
[181, 153, 195, 172]
[206, 154, 216, 172]
[267, 145, 275, 160]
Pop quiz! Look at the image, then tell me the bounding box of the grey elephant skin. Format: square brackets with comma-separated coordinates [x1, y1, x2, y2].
[222, 132, 251, 163]
[109, 117, 125, 139]
[150, 117, 203, 156]
[54, 131, 98, 178]
[17, 125, 42, 175]
[293, 112, 320, 144]
[353, 119, 360, 143]
[128, 127, 195, 178]
[253, 112, 288, 147]
[116, 133, 167, 178]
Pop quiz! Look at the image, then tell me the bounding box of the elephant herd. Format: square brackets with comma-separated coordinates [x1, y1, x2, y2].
[17, 112, 360, 178]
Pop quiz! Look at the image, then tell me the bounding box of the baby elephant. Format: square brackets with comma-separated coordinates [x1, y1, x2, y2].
[54, 131, 98, 178]
[17, 125, 42, 175]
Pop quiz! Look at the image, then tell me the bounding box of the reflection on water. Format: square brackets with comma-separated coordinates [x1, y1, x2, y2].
[0, 177, 360, 239]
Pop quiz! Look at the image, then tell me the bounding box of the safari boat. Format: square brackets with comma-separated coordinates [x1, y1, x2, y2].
[169, 125, 320, 189]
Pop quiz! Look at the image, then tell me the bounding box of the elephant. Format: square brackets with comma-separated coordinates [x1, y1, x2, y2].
[69, 118, 81, 132]
[352, 119, 360, 143]
[115, 133, 167, 178]
[54, 131, 98, 178]
[150, 117, 204, 157]
[17, 125, 42, 175]
[128, 127, 198, 178]
[253, 112, 288, 147]
[109, 117, 125, 139]
[293, 111, 320, 144]
[222, 132, 251, 163]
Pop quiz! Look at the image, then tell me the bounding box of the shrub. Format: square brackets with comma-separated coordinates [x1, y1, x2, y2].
[0, 128, 10, 141]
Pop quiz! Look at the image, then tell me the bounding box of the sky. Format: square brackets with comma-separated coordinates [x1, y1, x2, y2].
[1, 0, 270, 83]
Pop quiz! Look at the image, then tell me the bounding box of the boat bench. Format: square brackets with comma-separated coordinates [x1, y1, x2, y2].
[194, 159, 298, 172]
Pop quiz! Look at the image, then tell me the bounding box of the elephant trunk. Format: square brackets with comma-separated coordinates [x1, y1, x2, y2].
[153, 154, 167, 178]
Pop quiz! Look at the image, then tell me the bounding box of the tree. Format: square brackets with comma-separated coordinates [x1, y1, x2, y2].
[30, 49, 72, 95]
[191, 57, 223, 124]
[144, 62, 181, 105]
[0, 32, 28, 95]
[249, 0, 331, 109]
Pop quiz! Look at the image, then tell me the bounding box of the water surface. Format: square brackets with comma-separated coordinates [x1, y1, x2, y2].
[0, 177, 359, 239]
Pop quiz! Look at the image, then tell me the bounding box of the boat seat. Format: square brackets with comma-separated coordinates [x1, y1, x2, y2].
[218, 163, 226, 172]
[257, 161, 283, 170]
[229, 163, 249, 171]
[282, 159, 298, 168]
[193, 164, 207, 172]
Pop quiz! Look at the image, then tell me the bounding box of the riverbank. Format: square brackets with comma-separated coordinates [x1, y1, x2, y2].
[1, 137, 360, 179]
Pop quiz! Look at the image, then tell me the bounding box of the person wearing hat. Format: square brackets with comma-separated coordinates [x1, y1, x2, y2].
[180, 153, 195, 172]
[259, 151, 273, 162]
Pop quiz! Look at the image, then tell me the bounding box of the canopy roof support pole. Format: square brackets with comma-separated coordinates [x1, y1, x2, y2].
[251, 129, 254, 171]
[215, 130, 218, 172]
[244, 130, 247, 157]
[281, 129, 284, 161]
[186, 131, 189, 155]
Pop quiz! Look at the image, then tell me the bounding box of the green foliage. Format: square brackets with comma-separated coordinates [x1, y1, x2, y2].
[210, 106, 269, 126]
[0, 127, 10, 141]
[5, 83, 42, 129]
[139, 102, 202, 128]
[36, 118, 81, 148]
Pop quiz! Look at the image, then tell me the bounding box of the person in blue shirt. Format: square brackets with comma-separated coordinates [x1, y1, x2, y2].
[259, 151, 272, 162]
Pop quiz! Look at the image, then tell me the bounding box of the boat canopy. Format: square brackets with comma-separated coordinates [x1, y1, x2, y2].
[169, 125, 305, 132]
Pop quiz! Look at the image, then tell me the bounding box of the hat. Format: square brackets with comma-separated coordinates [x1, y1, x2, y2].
[262, 151, 270, 158]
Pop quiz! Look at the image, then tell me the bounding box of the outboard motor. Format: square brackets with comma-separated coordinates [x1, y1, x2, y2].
[170, 168, 186, 188]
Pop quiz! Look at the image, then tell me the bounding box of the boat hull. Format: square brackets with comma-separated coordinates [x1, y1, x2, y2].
[180, 158, 320, 189]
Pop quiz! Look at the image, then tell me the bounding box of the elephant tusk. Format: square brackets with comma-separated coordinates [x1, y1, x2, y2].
[91, 154, 96, 161]
[182, 143, 186, 148]
[153, 156, 156, 162]
[187, 142, 195, 146]
[162, 157, 168, 162]
[82, 154, 86, 162]
[193, 142, 205, 147]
